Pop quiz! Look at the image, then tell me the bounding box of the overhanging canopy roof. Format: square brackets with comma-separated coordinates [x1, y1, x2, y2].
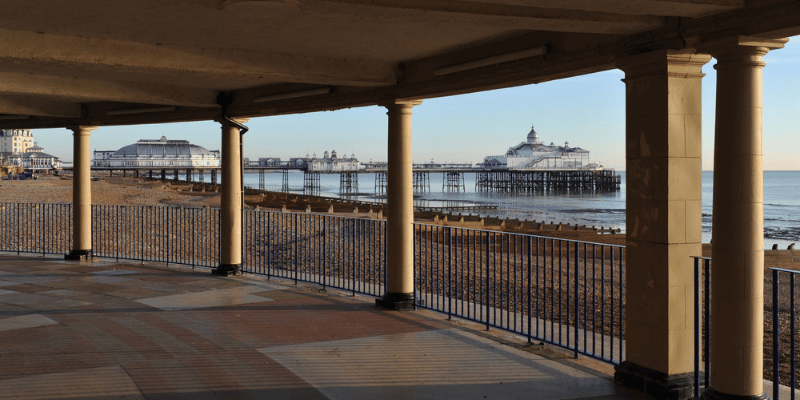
[0, 0, 797, 129]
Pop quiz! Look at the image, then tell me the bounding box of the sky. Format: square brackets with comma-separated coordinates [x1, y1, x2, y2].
[31, 35, 800, 171]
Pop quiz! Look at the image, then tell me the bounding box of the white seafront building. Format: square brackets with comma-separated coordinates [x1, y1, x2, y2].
[308, 150, 360, 172]
[481, 125, 600, 170]
[0, 130, 62, 171]
[92, 136, 220, 168]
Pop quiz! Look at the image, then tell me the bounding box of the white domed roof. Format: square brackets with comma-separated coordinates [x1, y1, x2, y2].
[113, 138, 214, 157]
[526, 125, 542, 144]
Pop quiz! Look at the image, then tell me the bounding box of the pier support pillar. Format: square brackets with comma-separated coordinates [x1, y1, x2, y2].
[65, 125, 97, 261]
[376, 100, 422, 310]
[697, 36, 787, 400]
[614, 50, 710, 399]
[213, 117, 249, 276]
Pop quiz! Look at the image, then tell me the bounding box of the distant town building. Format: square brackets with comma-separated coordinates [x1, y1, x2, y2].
[92, 136, 220, 168]
[0, 129, 34, 155]
[21, 142, 62, 171]
[481, 125, 599, 170]
[308, 150, 360, 171]
[0, 130, 62, 172]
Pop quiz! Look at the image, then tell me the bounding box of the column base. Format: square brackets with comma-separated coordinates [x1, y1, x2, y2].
[212, 264, 242, 276]
[614, 361, 695, 400]
[700, 388, 769, 400]
[64, 250, 92, 261]
[375, 292, 414, 311]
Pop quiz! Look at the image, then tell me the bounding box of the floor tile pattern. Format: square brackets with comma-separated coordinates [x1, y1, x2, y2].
[0, 254, 650, 399]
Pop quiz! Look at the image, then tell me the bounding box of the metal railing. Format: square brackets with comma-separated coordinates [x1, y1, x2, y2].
[693, 256, 800, 399]
[93, 204, 220, 267]
[242, 211, 386, 297]
[0, 202, 626, 365]
[0, 202, 72, 255]
[415, 224, 625, 364]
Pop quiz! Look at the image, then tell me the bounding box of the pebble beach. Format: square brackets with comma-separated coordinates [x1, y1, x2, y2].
[0, 175, 221, 208]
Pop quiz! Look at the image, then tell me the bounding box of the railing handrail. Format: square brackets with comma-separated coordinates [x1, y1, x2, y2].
[413, 221, 626, 248]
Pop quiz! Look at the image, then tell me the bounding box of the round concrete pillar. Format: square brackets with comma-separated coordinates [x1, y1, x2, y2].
[214, 118, 248, 276]
[65, 126, 97, 260]
[698, 36, 787, 400]
[376, 100, 422, 310]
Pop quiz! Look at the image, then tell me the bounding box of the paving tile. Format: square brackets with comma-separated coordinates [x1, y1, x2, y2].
[0, 283, 52, 294]
[0, 291, 55, 306]
[261, 329, 621, 400]
[94, 269, 138, 276]
[0, 314, 57, 332]
[135, 287, 272, 311]
[82, 275, 135, 284]
[124, 359, 217, 400]
[0, 365, 144, 400]
[38, 289, 86, 297]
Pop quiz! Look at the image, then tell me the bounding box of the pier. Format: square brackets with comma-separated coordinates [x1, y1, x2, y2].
[475, 169, 620, 192]
[79, 164, 621, 194]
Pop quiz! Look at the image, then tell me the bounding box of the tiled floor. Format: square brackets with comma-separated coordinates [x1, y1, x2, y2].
[0, 254, 651, 400]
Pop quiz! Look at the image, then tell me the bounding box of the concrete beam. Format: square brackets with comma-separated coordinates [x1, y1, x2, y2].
[305, 0, 665, 35]
[0, 71, 217, 107]
[0, 28, 397, 89]
[0, 94, 80, 118]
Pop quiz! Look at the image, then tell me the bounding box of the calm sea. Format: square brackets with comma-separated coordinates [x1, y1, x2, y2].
[231, 170, 800, 250]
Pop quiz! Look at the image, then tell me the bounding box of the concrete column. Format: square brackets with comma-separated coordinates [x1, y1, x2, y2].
[696, 36, 787, 400]
[213, 117, 249, 276]
[614, 50, 710, 399]
[376, 100, 422, 310]
[65, 125, 97, 260]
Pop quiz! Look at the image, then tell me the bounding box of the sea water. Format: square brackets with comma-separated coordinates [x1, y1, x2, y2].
[228, 170, 800, 250]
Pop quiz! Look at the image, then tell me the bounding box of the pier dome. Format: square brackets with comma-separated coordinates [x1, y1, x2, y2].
[93, 137, 220, 168]
[526, 125, 542, 145]
[113, 137, 215, 157]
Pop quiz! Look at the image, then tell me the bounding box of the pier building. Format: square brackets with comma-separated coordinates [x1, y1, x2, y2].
[308, 150, 360, 171]
[482, 125, 598, 170]
[0, 2, 796, 399]
[92, 136, 220, 168]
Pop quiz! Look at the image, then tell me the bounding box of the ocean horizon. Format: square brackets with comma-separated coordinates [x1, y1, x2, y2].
[199, 169, 800, 250]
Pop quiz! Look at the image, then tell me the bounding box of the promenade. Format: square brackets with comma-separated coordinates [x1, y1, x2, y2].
[0, 254, 649, 400]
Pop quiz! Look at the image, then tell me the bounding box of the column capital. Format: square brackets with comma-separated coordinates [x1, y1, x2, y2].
[67, 125, 98, 135]
[616, 49, 711, 81]
[696, 35, 788, 64]
[216, 117, 250, 127]
[380, 99, 423, 111]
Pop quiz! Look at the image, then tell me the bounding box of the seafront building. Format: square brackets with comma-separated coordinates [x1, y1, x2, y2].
[0, 129, 62, 172]
[481, 125, 598, 170]
[92, 136, 220, 168]
[0, 2, 796, 399]
[0, 129, 34, 154]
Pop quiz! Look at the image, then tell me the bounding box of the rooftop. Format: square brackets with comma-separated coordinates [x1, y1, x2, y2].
[0, 253, 650, 400]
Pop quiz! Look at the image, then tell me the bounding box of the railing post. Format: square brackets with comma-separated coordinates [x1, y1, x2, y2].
[574, 241, 579, 358]
[774, 269, 780, 400]
[694, 257, 701, 399]
[485, 231, 490, 331]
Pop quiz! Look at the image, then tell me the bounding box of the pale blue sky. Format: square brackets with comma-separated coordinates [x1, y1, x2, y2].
[32, 36, 800, 171]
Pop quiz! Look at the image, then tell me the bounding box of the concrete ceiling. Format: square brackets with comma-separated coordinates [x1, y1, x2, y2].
[0, 0, 798, 129]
